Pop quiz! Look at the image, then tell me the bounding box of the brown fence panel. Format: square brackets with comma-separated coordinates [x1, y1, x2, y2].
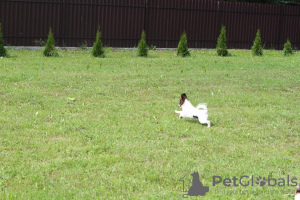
[0, 0, 145, 47]
[219, 1, 281, 49]
[0, 0, 62, 46]
[0, 0, 300, 49]
[62, 0, 145, 47]
[281, 5, 300, 50]
[146, 0, 219, 48]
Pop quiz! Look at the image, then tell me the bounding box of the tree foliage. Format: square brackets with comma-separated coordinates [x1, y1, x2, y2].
[251, 30, 263, 56]
[216, 26, 229, 56]
[43, 28, 58, 57]
[0, 23, 7, 57]
[177, 32, 190, 57]
[283, 39, 293, 56]
[92, 26, 105, 58]
[138, 30, 148, 57]
[223, 0, 300, 5]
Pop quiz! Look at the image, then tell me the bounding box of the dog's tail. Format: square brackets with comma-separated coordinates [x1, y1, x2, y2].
[196, 103, 207, 111]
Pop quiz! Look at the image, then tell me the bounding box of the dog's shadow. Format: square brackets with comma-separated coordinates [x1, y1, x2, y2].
[184, 119, 214, 127]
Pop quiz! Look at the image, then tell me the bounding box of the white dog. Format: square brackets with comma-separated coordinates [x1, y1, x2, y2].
[175, 93, 210, 127]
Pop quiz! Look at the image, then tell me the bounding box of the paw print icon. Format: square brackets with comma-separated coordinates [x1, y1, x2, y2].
[256, 176, 266, 186]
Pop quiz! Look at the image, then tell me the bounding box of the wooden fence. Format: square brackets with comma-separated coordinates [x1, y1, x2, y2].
[1, 0, 300, 49]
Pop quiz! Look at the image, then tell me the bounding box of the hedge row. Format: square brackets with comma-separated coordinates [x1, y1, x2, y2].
[0, 24, 295, 58]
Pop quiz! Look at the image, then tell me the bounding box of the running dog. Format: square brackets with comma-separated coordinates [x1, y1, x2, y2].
[175, 93, 211, 127]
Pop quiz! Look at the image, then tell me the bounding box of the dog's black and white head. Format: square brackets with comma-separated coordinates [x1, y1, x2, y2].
[179, 93, 188, 108]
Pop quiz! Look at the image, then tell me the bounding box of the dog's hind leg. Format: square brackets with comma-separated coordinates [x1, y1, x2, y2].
[206, 120, 211, 128]
[199, 119, 211, 128]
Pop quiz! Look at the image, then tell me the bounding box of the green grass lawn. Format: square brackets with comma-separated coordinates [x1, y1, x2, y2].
[0, 49, 299, 199]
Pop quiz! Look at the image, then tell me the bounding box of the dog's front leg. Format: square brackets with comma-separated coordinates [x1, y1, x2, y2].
[175, 110, 183, 119]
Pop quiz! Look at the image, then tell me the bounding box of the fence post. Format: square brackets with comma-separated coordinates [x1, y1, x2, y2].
[61, 0, 66, 46]
[218, 0, 223, 30]
[143, 0, 149, 33]
[277, 5, 283, 50]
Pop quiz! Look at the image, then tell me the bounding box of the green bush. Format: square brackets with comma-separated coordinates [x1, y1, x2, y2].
[43, 28, 58, 57]
[138, 30, 148, 57]
[216, 26, 229, 56]
[251, 29, 263, 56]
[283, 39, 293, 56]
[177, 32, 190, 57]
[92, 27, 105, 57]
[34, 38, 45, 47]
[80, 40, 88, 51]
[149, 45, 156, 50]
[0, 23, 7, 57]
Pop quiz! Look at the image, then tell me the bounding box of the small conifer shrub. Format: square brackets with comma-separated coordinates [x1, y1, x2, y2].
[251, 29, 263, 56]
[177, 32, 190, 57]
[43, 28, 58, 57]
[0, 23, 7, 57]
[92, 26, 105, 57]
[138, 30, 148, 57]
[283, 39, 293, 56]
[216, 26, 229, 56]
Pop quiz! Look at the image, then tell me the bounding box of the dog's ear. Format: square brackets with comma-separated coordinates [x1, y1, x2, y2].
[179, 93, 187, 107]
[181, 93, 187, 100]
